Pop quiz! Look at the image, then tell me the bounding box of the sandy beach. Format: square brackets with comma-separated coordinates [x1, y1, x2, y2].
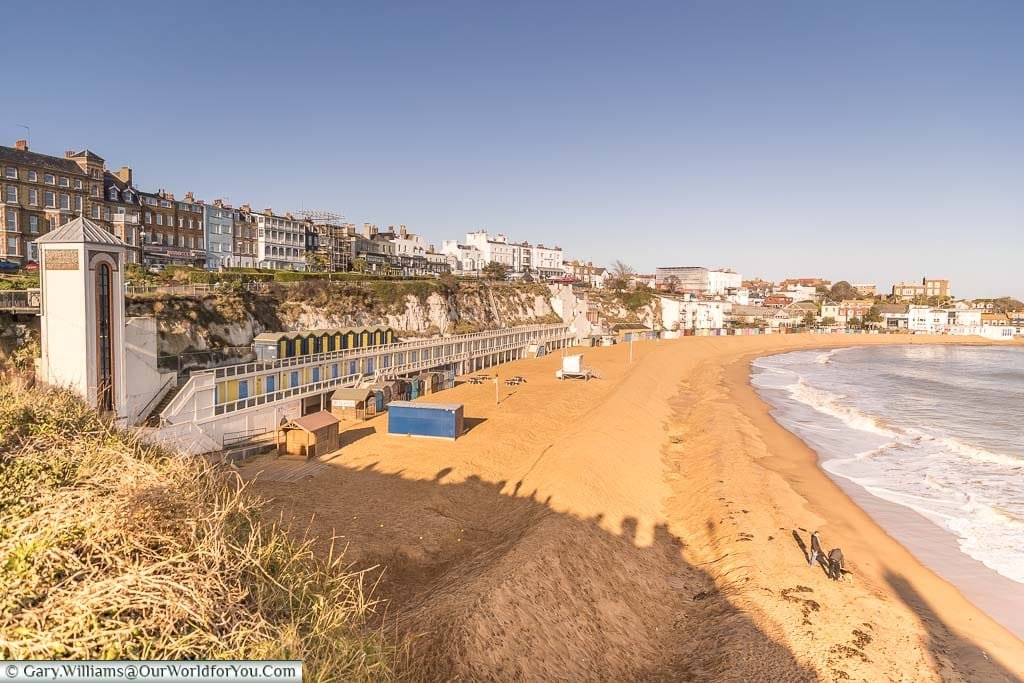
[250, 333, 1024, 681]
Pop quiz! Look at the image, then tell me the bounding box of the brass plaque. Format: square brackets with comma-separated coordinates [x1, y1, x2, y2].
[46, 249, 79, 270]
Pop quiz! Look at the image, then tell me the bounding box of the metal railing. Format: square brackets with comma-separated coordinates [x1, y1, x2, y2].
[0, 289, 41, 311]
[125, 282, 269, 297]
[207, 323, 570, 379]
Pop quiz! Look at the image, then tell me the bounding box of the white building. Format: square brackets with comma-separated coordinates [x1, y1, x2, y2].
[459, 230, 564, 278]
[255, 209, 306, 271]
[908, 305, 948, 333]
[656, 266, 742, 295]
[441, 240, 485, 274]
[659, 295, 727, 331]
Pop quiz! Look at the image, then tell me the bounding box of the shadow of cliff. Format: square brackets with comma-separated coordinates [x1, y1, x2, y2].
[256, 461, 817, 682]
[884, 571, 1022, 683]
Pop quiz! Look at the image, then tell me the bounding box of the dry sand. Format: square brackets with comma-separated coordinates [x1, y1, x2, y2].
[250, 333, 1024, 681]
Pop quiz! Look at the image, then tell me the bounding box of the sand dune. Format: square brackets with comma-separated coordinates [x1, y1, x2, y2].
[251, 334, 1024, 681]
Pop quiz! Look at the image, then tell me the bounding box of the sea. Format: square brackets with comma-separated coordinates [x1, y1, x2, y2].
[752, 345, 1024, 636]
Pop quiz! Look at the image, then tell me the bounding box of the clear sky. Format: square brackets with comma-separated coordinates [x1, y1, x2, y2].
[4, 1, 1022, 298]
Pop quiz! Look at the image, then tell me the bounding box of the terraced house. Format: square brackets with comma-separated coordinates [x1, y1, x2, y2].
[0, 140, 106, 264]
[140, 190, 206, 267]
[255, 208, 306, 270]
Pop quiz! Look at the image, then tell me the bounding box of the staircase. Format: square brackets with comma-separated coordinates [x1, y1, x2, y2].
[144, 384, 183, 427]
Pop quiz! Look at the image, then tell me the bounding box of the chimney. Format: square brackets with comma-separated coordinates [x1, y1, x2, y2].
[65, 150, 75, 158]
[264, 208, 273, 216]
[184, 191, 194, 202]
[399, 225, 407, 238]
[116, 166, 132, 185]
[14, 139, 28, 151]
[214, 198, 224, 207]
[241, 204, 251, 213]
[362, 223, 372, 237]
[285, 212, 294, 220]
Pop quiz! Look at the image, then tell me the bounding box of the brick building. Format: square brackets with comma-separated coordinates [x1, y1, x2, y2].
[0, 140, 107, 264]
[140, 190, 206, 267]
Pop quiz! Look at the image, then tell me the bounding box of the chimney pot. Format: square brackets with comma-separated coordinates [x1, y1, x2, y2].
[65, 150, 75, 158]
[14, 139, 28, 151]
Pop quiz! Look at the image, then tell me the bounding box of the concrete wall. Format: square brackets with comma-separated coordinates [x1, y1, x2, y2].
[124, 317, 176, 424]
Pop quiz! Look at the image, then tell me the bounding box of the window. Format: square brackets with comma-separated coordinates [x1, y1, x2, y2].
[6, 236, 17, 254]
[43, 173, 55, 185]
[60, 194, 70, 210]
[177, 217, 183, 228]
[5, 186, 16, 203]
[58, 177, 69, 188]
[91, 204, 100, 219]
[29, 215, 38, 233]
[5, 210, 16, 231]
[75, 196, 82, 212]
[108, 187, 118, 200]
[4, 167, 16, 179]
[156, 214, 163, 226]
[96, 263, 114, 412]
[145, 212, 151, 223]
[48, 217, 57, 231]
[44, 191, 55, 208]
[73, 179, 82, 190]
[27, 171, 37, 182]
[28, 188, 38, 206]
[178, 235, 184, 247]
[27, 241, 37, 261]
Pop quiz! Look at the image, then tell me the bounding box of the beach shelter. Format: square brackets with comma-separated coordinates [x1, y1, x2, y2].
[277, 411, 340, 459]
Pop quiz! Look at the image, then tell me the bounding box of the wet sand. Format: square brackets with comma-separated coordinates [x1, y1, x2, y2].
[251, 333, 1024, 681]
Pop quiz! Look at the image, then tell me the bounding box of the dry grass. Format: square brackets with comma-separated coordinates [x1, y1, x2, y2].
[0, 374, 402, 680]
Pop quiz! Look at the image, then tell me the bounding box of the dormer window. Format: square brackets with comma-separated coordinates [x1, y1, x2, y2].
[108, 187, 119, 201]
[123, 190, 133, 202]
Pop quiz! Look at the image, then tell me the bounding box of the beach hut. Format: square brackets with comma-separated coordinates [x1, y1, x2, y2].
[330, 387, 378, 421]
[278, 411, 340, 459]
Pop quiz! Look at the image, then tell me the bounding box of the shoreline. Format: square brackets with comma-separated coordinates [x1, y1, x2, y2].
[748, 346, 1024, 638]
[252, 333, 1024, 679]
[721, 340, 1024, 676]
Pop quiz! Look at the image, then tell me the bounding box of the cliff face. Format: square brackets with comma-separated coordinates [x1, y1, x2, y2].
[125, 281, 566, 371]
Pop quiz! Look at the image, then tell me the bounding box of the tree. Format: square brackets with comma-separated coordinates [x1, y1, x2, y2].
[481, 261, 509, 281]
[864, 305, 882, 325]
[611, 260, 635, 278]
[821, 316, 836, 327]
[305, 251, 329, 272]
[829, 281, 861, 301]
[848, 316, 862, 328]
[802, 311, 817, 327]
[351, 257, 367, 274]
[663, 275, 680, 293]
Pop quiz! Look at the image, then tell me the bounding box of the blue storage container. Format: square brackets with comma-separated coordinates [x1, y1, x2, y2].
[388, 401, 464, 440]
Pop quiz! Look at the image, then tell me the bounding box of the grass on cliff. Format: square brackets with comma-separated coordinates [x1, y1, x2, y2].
[0, 375, 402, 680]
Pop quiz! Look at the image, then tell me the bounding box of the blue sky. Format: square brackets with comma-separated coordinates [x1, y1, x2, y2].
[4, 1, 1022, 297]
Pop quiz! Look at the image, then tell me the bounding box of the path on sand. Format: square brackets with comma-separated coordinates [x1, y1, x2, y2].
[251, 334, 1024, 681]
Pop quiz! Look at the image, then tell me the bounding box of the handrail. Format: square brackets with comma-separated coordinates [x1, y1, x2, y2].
[137, 374, 176, 422]
[204, 323, 570, 378]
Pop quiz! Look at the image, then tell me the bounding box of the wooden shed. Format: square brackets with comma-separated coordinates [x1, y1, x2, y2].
[330, 387, 378, 421]
[278, 411, 340, 459]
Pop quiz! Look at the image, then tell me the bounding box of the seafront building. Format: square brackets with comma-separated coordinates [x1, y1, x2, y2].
[891, 277, 951, 301]
[655, 266, 742, 296]
[204, 200, 235, 270]
[254, 209, 306, 271]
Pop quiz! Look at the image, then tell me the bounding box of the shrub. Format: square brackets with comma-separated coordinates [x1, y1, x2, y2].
[0, 376, 401, 678]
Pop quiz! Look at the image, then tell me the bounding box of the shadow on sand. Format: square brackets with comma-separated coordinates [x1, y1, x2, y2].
[884, 571, 1022, 683]
[258, 461, 818, 681]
